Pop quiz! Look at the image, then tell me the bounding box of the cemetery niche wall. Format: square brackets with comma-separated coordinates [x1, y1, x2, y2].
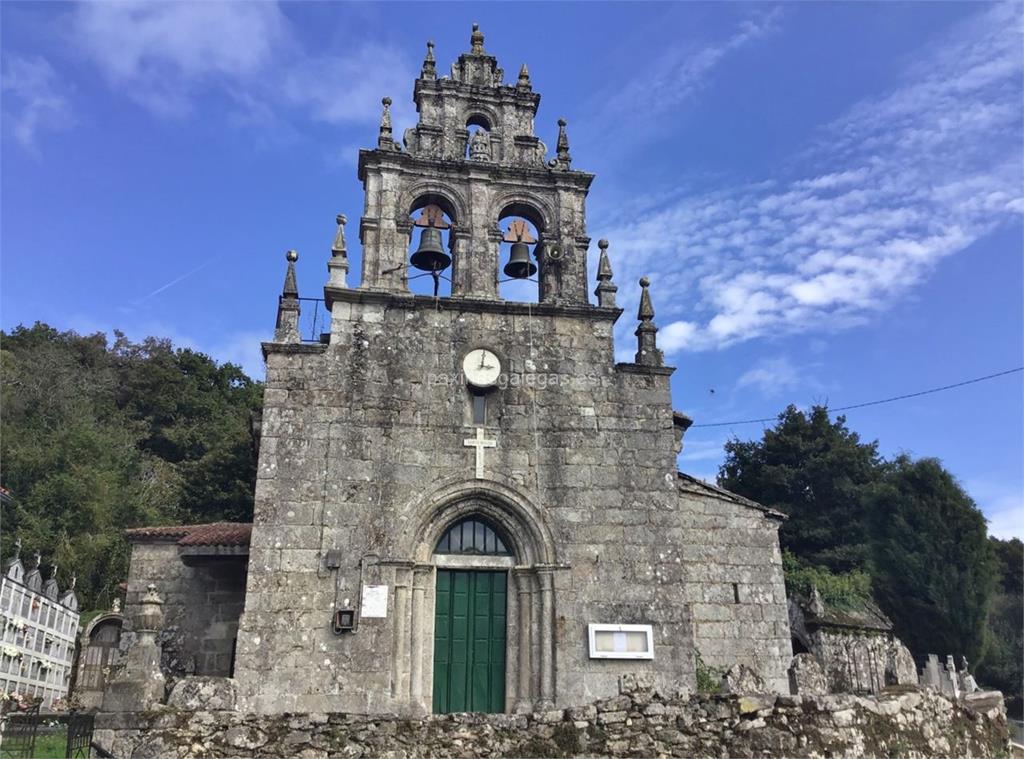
[0, 540, 79, 708]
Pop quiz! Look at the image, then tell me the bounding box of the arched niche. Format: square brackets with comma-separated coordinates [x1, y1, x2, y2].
[464, 111, 498, 162]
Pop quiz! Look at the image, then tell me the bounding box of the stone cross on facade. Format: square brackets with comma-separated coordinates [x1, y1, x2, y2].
[463, 428, 496, 479]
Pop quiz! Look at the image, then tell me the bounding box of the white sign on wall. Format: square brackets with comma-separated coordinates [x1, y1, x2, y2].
[360, 585, 389, 618]
[587, 623, 654, 660]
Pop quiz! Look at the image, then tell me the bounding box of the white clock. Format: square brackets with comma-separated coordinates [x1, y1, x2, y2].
[463, 348, 501, 388]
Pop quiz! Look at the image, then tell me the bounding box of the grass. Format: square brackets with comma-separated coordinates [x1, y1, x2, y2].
[0, 728, 67, 758]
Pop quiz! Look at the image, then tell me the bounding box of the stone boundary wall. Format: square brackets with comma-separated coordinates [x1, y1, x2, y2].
[93, 686, 1008, 758]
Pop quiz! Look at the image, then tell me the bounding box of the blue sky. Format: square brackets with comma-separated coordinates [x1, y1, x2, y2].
[2, 2, 1021, 539]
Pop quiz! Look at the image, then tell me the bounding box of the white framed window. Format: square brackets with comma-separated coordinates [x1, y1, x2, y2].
[587, 623, 654, 660]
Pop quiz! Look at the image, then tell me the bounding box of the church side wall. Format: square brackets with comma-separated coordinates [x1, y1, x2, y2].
[125, 544, 246, 684]
[675, 495, 792, 692]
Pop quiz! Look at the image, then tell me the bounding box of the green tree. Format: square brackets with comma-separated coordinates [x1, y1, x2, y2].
[869, 456, 996, 665]
[0, 323, 262, 610]
[977, 537, 1023, 716]
[719, 406, 1002, 674]
[719, 405, 881, 573]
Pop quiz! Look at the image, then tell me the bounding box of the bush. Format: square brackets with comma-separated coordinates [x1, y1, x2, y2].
[783, 551, 873, 610]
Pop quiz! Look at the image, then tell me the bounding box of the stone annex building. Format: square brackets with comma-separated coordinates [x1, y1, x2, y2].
[119, 27, 794, 717]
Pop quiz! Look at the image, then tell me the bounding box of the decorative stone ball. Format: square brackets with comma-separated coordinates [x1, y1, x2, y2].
[640, 276, 650, 287]
[337, 214, 347, 225]
[382, 96, 392, 107]
[286, 250, 298, 262]
[558, 118, 567, 127]
[598, 239, 609, 250]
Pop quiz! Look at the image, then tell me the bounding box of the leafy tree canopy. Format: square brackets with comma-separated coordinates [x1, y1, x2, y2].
[719, 405, 1008, 696]
[0, 323, 262, 610]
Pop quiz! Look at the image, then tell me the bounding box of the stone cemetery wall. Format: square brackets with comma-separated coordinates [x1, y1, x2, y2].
[125, 543, 247, 683]
[93, 683, 1008, 758]
[809, 628, 918, 694]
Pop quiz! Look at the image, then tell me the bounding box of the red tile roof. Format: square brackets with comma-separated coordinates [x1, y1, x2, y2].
[125, 522, 251, 547]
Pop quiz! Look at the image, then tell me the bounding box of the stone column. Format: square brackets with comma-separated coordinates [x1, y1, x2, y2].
[102, 584, 166, 712]
[391, 566, 411, 699]
[537, 568, 555, 709]
[513, 569, 533, 712]
[449, 228, 472, 297]
[409, 565, 430, 711]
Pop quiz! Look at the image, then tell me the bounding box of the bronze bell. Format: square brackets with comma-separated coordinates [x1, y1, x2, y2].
[410, 227, 451, 272]
[503, 240, 537, 279]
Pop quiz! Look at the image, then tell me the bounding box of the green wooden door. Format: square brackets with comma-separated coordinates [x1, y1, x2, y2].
[432, 570, 507, 713]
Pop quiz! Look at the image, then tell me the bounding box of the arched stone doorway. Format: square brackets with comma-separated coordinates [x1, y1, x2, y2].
[391, 481, 559, 715]
[74, 612, 124, 709]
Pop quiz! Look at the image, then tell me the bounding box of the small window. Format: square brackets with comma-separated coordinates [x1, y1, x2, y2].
[435, 518, 509, 555]
[732, 583, 741, 604]
[472, 393, 487, 425]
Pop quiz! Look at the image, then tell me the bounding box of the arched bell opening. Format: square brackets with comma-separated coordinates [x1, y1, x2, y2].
[407, 197, 456, 297]
[496, 207, 542, 303]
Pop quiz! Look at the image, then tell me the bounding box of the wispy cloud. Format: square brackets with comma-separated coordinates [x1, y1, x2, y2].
[967, 478, 1024, 540]
[1, 54, 74, 152]
[68, 1, 415, 129]
[601, 8, 781, 124]
[736, 356, 802, 397]
[602, 3, 1023, 354]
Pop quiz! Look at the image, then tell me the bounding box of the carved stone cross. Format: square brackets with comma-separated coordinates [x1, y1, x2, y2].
[463, 427, 497, 479]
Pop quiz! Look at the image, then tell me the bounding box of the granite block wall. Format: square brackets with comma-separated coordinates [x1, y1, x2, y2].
[125, 543, 246, 686]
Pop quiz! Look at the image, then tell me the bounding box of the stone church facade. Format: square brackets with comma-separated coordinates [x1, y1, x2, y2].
[104, 27, 791, 720]
[225, 26, 793, 716]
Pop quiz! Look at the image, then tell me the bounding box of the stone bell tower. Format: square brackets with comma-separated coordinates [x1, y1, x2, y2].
[354, 23, 590, 304]
[233, 25, 792, 717]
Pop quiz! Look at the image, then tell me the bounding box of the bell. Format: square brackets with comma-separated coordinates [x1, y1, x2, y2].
[503, 241, 537, 279]
[410, 227, 451, 272]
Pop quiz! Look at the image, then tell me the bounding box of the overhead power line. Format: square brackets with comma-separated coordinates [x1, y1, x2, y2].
[690, 367, 1024, 429]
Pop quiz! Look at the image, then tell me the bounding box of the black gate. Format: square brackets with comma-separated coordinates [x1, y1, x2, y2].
[0, 702, 41, 758]
[65, 711, 95, 759]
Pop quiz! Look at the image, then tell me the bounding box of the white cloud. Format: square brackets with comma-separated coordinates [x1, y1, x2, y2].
[736, 357, 801, 396]
[966, 479, 1024, 541]
[1, 54, 74, 151]
[604, 9, 782, 123]
[600, 3, 1023, 354]
[69, 1, 414, 127]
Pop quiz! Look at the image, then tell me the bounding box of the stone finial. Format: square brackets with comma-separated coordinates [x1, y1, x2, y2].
[111, 597, 122, 614]
[634, 276, 664, 366]
[328, 214, 349, 288]
[332, 214, 347, 258]
[555, 118, 571, 167]
[808, 585, 826, 617]
[594, 239, 618, 308]
[283, 250, 299, 297]
[29, 549, 40, 569]
[517, 63, 531, 88]
[275, 250, 301, 343]
[421, 40, 436, 79]
[103, 583, 165, 712]
[470, 23, 485, 54]
[378, 96, 398, 151]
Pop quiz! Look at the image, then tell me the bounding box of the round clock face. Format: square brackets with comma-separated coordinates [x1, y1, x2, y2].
[463, 348, 501, 388]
